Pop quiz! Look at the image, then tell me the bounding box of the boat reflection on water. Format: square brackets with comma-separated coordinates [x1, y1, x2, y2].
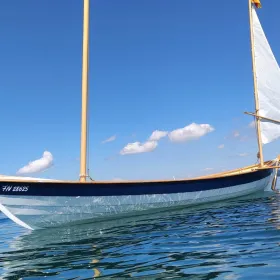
[1, 191, 280, 279]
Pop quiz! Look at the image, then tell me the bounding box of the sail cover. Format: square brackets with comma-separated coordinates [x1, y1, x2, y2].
[252, 5, 280, 144]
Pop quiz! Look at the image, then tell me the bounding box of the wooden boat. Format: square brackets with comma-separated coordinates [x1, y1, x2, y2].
[0, 0, 280, 230]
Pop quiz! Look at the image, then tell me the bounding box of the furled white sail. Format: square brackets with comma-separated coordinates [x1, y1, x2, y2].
[252, 5, 280, 144]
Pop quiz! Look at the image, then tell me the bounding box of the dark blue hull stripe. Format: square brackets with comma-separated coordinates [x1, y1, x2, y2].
[0, 169, 272, 197]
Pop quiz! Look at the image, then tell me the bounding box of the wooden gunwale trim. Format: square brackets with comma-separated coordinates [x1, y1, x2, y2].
[0, 159, 277, 185]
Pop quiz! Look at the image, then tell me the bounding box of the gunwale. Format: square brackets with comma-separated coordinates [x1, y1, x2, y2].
[0, 159, 277, 185]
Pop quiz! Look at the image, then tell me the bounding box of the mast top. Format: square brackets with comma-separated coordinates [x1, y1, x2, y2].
[251, 0, 262, 9]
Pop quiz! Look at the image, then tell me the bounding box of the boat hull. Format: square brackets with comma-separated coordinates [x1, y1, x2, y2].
[0, 168, 275, 230]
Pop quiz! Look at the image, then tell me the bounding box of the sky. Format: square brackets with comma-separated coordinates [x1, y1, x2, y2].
[0, 0, 280, 181]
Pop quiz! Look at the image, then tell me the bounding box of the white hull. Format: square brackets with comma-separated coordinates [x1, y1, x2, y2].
[0, 171, 275, 230]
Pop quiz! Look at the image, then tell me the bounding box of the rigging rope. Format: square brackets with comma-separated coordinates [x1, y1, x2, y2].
[253, 116, 260, 164]
[85, 51, 92, 181]
[86, 57, 91, 181]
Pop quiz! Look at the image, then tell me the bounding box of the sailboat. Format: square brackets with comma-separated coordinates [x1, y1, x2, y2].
[0, 0, 280, 230]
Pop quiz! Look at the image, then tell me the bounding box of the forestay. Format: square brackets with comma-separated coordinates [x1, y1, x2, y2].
[252, 5, 280, 144]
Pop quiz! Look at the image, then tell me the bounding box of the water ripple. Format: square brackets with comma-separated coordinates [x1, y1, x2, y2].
[1, 192, 280, 279]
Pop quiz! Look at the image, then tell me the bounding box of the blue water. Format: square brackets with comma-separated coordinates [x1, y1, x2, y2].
[0, 192, 280, 279]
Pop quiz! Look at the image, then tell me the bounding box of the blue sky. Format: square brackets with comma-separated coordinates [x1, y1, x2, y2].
[0, 0, 280, 181]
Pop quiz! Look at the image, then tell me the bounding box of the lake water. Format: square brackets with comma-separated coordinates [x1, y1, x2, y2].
[0, 191, 280, 279]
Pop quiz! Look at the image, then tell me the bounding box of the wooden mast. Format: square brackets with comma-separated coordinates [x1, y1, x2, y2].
[80, 0, 90, 182]
[248, 0, 264, 167]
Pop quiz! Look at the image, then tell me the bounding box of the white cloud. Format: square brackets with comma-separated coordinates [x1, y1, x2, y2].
[148, 130, 168, 141]
[102, 135, 116, 144]
[239, 153, 249, 157]
[120, 123, 214, 156]
[204, 167, 214, 171]
[233, 131, 240, 137]
[218, 144, 225, 149]
[168, 123, 214, 142]
[120, 141, 158, 155]
[249, 121, 255, 128]
[17, 151, 53, 175]
[120, 130, 166, 156]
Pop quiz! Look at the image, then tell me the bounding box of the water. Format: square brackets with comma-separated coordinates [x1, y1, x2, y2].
[0, 192, 280, 279]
